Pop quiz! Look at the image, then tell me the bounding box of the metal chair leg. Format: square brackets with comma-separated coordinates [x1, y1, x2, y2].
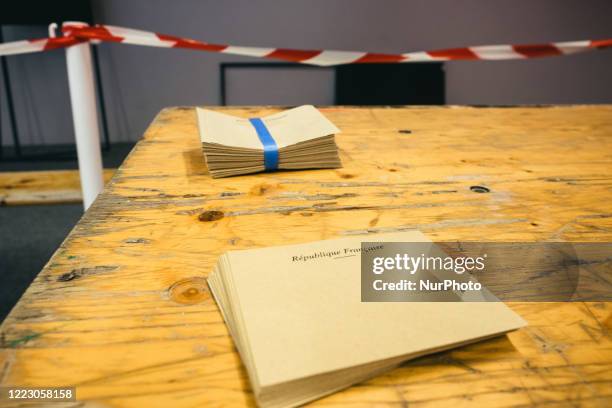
[0, 26, 22, 158]
[91, 44, 111, 152]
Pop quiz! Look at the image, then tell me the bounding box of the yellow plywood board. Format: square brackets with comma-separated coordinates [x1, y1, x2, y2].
[0, 106, 611, 407]
[0, 169, 115, 205]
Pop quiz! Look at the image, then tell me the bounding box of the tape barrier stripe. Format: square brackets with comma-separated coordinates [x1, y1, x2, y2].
[355, 53, 406, 63]
[0, 40, 46, 56]
[591, 39, 612, 49]
[64, 25, 124, 43]
[43, 37, 86, 51]
[0, 37, 82, 56]
[0, 23, 610, 65]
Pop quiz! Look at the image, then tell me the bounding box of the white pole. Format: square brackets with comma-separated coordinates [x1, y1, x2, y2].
[63, 22, 104, 210]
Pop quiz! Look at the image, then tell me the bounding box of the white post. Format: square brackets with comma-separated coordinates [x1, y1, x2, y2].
[63, 22, 104, 210]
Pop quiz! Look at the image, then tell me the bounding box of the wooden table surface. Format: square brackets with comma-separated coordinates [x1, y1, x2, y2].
[1, 106, 611, 407]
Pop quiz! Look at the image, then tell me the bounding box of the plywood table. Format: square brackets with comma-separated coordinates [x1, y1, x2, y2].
[1, 106, 611, 407]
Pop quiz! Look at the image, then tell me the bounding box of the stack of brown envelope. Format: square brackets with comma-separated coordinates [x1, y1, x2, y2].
[197, 105, 342, 178]
[207, 231, 526, 408]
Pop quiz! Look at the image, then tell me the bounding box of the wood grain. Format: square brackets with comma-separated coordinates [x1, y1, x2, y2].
[1, 106, 611, 407]
[0, 169, 115, 205]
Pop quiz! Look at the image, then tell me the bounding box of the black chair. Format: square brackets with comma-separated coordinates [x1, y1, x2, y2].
[220, 62, 444, 106]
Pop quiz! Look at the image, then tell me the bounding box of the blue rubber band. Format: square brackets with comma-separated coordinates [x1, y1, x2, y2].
[249, 118, 279, 171]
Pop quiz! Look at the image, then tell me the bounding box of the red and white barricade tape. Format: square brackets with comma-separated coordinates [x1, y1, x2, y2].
[2, 22, 611, 210]
[0, 36, 83, 57]
[0, 22, 610, 65]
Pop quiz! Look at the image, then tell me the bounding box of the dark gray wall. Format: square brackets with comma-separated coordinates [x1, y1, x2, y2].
[1, 0, 612, 146]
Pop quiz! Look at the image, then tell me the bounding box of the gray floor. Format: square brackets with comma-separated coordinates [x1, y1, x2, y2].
[0, 143, 135, 321]
[0, 204, 83, 320]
